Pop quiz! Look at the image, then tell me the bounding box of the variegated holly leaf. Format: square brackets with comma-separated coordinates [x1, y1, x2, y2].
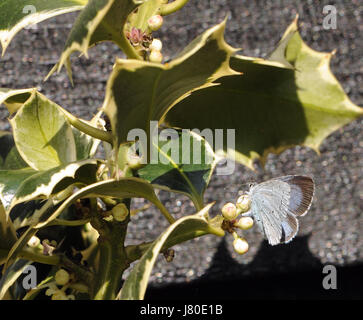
[103, 20, 238, 149]
[119, 203, 216, 300]
[47, 0, 145, 81]
[0, 88, 34, 115]
[138, 130, 216, 210]
[0, 203, 17, 265]
[31, 177, 171, 229]
[1, 89, 103, 162]
[0, 259, 32, 299]
[164, 18, 362, 169]
[0, 132, 28, 170]
[0, 0, 86, 56]
[10, 91, 77, 170]
[0, 159, 97, 213]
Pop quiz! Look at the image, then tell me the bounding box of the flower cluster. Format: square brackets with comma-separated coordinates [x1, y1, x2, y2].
[221, 193, 253, 255]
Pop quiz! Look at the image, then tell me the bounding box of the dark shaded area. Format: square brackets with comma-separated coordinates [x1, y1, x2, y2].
[146, 237, 362, 300]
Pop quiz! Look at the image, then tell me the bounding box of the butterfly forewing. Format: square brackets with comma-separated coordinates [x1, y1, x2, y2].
[249, 175, 314, 245]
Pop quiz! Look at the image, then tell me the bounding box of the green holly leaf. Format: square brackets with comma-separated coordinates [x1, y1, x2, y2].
[0, 0, 86, 56]
[164, 18, 362, 169]
[47, 0, 145, 81]
[103, 20, 237, 149]
[138, 131, 216, 210]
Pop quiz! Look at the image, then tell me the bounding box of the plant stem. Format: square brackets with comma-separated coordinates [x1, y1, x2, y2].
[46, 218, 91, 227]
[61, 108, 113, 144]
[125, 224, 224, 263]
[161, 0, 190, 15]
[17, 248, 93, 284]
[91, 209, 130, 299]
[18, 248, 60, 265]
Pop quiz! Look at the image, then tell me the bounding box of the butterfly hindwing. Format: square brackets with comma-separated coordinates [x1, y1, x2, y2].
[249, 175, 314, 245]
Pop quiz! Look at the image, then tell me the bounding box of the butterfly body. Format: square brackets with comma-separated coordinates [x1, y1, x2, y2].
[243, 175, 314, 246]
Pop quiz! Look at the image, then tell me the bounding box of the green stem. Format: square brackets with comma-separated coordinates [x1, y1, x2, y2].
[61, 108, 113, 144]
[17, 248, 93, 284]
[160, 0, 190, 15]
[46, 218, 91, 227]
[125, 224, 224, 263]
[18, 248, 60, 265]
[155, 201, 176, 224]
[92, 209, 130, 299]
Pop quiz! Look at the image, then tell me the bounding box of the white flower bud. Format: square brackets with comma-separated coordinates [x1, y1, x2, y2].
[236, 194, 251, 213]
[221, 202, 238, 221]
[112, 203, 129, 222]
[55, 269, 70, 286]
[27, 236, 40, 247]
[148, 15, 163, 31]
[150, 38, 163, 52]
[235, 216, 254, 230]
[233, 237, 249, 255]
[149, 50, 163, 63]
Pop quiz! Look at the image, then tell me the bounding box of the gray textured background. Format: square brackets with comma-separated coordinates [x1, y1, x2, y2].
[0, 0, 362, 292]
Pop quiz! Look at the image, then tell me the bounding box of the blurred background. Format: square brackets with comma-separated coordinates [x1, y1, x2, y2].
[0, 0, 362, 299]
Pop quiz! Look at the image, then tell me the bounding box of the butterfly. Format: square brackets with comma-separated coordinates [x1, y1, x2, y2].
[240, 175, 315, 246]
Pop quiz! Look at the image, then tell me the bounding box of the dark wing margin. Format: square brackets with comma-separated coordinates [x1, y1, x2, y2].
[277, 175, 315, 217]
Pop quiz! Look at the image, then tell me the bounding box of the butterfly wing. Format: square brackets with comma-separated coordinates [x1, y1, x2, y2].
[250, 175, 314, 245]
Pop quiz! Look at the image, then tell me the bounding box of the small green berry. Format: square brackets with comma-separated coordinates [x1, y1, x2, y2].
[236, 194, 251, 213]
[233, 237, 249, 255]
[55, 269, 70, 286]
[222, 202, 238, 220]
[112, 203, 129, 222]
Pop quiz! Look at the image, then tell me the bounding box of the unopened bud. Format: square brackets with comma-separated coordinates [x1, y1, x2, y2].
[149, 50, 163, 63]
[235, 216, 254, 230]
[148, 15, 163, 31]
[222, 202, 238, 221]
[27, 236, 40, 247]
[55, 269, 70, 286]
[236, 194, 251, 213]
[150, 38, 162, 52]
[112, 203, 129, 222]
[233, 237, 249, 255]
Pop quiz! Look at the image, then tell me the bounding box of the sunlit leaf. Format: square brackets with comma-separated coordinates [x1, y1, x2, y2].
[10, 91, 77, 171]
[0, 159, 97, 213]
[165, 18, 362, 169]
[47, 0, 145, 81]
[103, 20, 238, 148]
[0, 0, 86, 56]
